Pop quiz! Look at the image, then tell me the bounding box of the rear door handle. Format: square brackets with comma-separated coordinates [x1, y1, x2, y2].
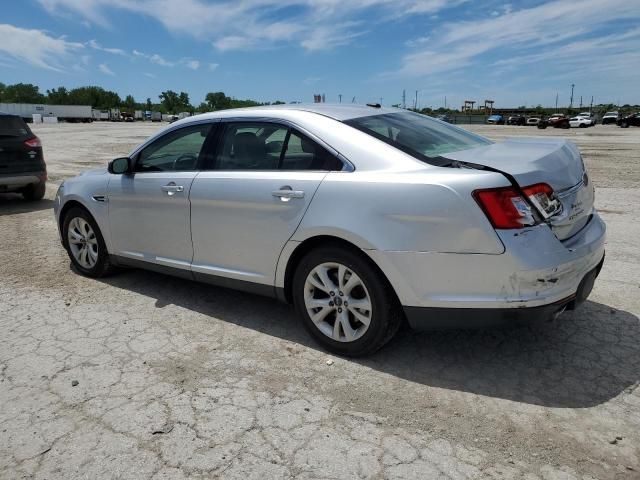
[161, 183, 184, 196]
[272, 187, 304, 201]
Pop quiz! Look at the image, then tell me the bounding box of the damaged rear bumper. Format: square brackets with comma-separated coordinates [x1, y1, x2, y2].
[403, 253, 604, 330]
[366, 212, 606, 329]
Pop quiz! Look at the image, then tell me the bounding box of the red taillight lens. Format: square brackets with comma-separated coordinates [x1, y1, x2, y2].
[24, 137, 42, 148]
[473, 187, 535, 229]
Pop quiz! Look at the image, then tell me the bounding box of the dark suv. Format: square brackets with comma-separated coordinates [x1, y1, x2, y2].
[0, 113, 46, 200]
[618, 113, 640, 128]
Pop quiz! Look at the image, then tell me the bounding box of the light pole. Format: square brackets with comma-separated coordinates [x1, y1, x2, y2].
[569, 84, 575, 110]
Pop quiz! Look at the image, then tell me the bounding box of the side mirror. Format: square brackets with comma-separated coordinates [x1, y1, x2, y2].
[108, 157, 131, 174]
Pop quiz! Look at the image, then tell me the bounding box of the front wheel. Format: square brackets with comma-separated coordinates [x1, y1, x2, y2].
[293, 246, 402, 357]
[62, 207, 114, 278]
[621, 122, 629, 128]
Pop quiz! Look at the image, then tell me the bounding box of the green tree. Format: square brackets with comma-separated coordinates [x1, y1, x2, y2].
[0, 82, 6, 102]
[205, 91, 232, 111]
[2, 83, 46, 103]
[46, 87, 70, 104]
[123, 94, 136, 111]
[65, 86, 121, 109]
[145, 97, 152, 111]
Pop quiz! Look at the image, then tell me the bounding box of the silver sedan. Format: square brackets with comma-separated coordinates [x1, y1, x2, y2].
[54, 105, 605, 356]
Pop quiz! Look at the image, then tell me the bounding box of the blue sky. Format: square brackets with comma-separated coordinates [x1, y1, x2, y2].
[1, 0, 639, 108]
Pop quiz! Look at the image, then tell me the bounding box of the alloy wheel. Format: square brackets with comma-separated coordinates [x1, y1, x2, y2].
[67, 217, 99, 269]
[303, 262, 372, 342]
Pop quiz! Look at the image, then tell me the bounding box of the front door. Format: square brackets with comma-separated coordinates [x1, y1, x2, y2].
[108, 122, 214, 270]
[189, 121, 345, 287]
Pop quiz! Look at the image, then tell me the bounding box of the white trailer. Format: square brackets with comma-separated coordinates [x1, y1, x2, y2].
[0, 103, 92, 122]
[134, 110, 144, 120]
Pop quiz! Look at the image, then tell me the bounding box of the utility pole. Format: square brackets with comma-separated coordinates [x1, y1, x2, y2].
[338, 94, 342, 103]
[444, 96, 447, 109]
[415, 90, 418, 110]
[380, 97, 383, 106]
[569, 84, 575, 110]
[579, 96, 583, 110]
[555, 93, 558, 113]
[402, 90, 406, 109]
[352, 96, 356, 103]
[590, 96, 593, 114]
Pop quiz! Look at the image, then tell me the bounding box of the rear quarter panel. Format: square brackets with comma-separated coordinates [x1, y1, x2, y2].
[292, 168, 510, 254]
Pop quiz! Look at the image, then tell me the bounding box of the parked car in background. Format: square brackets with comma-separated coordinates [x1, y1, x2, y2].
[54, 105, 605, 356]
[0, 113, 47, 200]
[486, 114, 505, 125]
[507, 115, 526, 126]
[576, 112, 596, 126]
[538, 114, 570, 129]
[570, 116, 593, 128]
[601, 111, 619, 125]
[526, 117, 541, 126]
[435, 114, 453, 123]
[617, 113, 640, 128]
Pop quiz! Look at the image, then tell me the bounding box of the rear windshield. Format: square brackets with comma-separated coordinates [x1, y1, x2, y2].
[344, 111, 491, 164]
[0, 116, 31, 137]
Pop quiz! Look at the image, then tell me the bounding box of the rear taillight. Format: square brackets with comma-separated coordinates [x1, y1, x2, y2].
[522, 183, 562, 218]
[24, 136, 42, 148]
[473, 187, 535, 229]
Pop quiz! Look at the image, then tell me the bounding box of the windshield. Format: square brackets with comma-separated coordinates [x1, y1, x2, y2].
[344, 111, 492, 163]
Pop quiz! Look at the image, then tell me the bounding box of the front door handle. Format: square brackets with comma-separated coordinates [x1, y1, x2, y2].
[272, 186, 304, 201]
[161, 182, 184, 196]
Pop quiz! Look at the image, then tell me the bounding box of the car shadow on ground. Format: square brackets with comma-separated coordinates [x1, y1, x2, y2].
[99, 268, 639, 409]
[0, 194, 54, 216]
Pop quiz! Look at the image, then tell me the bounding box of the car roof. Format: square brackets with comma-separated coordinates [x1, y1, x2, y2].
[185, 104, 402, 122]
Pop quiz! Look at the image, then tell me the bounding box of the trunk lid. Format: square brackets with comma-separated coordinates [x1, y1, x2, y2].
[444, 137, 594, 241]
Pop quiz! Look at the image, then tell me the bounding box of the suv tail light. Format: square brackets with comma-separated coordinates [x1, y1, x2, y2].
[24, 136, 42, 148]
[473, 187, 535, 229]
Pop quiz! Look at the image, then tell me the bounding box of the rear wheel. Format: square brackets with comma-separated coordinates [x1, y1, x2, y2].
[293, 246, 402, 357]
[63, 207, 113, 278]
[22, 182, 45, 201]
[621, 122, 629, 128]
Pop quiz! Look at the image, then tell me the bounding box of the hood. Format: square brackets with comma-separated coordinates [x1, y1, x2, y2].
[78, 167, 108, 177]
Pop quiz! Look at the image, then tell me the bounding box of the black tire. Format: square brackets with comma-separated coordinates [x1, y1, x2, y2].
[62, 206, 114, 278]
[579, 123, 587, 128]
[22, 182, 46, 201]
[292, 246, 402, 357]
[621, 122, 629, 128]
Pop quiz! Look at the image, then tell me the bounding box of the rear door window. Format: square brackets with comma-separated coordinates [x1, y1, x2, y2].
[0, 116, 31, 138]
[214, 122, 344, 171]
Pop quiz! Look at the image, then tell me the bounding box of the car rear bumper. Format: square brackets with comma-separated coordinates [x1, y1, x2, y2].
[367, 212, 606, 327]
[0, 173, 46, 191]
[403, 254, 603, 329]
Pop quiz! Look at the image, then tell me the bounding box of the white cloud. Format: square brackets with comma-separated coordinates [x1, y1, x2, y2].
[88, 39, 127, 56]
[184, 59, 200, 70]
[208, 63, 219, 71]
[394, 0, 640, 78]
[98, 63, 114, 75]
[144, 72, 156, 78]
[0, 23, 83, 71]
[37, 0, 462, 52]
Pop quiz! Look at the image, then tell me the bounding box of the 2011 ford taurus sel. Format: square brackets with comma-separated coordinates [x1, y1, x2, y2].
[54, 105, 605, 356]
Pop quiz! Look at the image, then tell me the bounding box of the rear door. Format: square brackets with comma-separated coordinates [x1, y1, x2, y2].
[107, 122, 215, 270]
[189, 120, 344, 287]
